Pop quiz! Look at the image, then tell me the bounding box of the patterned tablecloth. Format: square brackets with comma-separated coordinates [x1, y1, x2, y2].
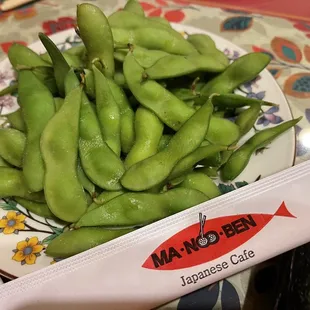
[0, 0, 310, 309]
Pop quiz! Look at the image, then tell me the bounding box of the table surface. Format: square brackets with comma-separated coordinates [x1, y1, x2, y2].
[0, 0, 309, 309]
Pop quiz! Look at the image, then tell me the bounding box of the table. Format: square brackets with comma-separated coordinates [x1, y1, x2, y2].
[0, 0, 309, 308]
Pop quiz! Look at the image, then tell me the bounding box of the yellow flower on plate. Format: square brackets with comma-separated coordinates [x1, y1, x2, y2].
[12, 237, 44, 265]
[0, 211, 26, 234]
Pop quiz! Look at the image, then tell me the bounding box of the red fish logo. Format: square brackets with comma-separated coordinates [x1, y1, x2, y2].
[142, 201, 295, 271]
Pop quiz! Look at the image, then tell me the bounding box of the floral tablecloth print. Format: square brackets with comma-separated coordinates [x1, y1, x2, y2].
[0, 0, 310, 309]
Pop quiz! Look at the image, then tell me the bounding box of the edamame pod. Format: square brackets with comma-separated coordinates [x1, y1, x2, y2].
[15, 197, 57, 220]
[0, 83, 18, 97]
[54, 97, 64, 112]
[0, 167, 45, 202]
[206, 117, 240, 146]
[124, 52, 194, 130]
[77, 160, 96, 197]
[112, 27, 196, 56]
[28, 66, 58, 96]
[41, 86, 88, 222]
[39, 32, 70, 97]
[106, 79, 135, 154]
[121, 100, 213, 191]
[144, 53, 227, 80]
[200, 53, 271, 98]
[109, 11, 183, 39]
[149, 16, 171, 27]
[123, 0, 145, 16]
[0, 128, 25, 167]
[65, 69, 125, 191]
[235, 102, 261, 136]
[18, 70, 55, 192]
[221, 117, 302, 181]
[178, 172, 221, 199]
[114, 46, 169, 68]
[168, 144, 227, 180]
[187, 34, 229, 67]
[45, 228, 133, 258]
[170, 88, 200, 101]
[8, 43, 51, 69]
[125, 107, 163, 168]
[93, 66, 121, 156]
[6, 109, 25, 132]
[89, 190, 125, 212]
[77, 3, 115, 78]
[76, 188, 207, 227]
[212, 93, 277, 108]
[158, 134, 173, 151]
[0, 155, 11, 167]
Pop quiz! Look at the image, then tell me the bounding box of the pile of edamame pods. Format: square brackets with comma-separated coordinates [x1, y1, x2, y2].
[0, 0, 302, 258]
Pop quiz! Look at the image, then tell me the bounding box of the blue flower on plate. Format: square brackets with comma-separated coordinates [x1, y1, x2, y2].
[256, 106, 283, 127]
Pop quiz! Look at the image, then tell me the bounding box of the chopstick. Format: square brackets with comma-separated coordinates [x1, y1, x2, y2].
[0, 0, 36, 11]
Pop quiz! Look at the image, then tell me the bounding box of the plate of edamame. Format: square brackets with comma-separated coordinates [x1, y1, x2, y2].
[0, 1, 300, 282]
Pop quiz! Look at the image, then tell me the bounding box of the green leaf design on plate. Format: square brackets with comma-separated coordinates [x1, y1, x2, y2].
[218, 183, 236, 194]
[0, 199, 19, 211]
[51, 226, 64, 235]
[235, 181, 248, 188]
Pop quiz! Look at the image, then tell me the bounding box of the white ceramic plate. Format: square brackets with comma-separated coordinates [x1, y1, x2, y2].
[0, 24, 295, 280]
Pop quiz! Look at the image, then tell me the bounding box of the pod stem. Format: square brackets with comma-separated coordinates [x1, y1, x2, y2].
[0, 83, 18, 97]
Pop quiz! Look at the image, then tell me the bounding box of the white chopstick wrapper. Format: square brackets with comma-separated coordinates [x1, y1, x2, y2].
[1, 160, 310, 310]
[0, 0, 34, 11]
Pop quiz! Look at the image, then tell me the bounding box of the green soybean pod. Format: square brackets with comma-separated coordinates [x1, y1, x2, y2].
[144, 54, 227, 80]
[18, 70, 55, 192]
[29, 66, 58, 96]
[158, 134, 173, 151]
[38, 32, 70, 97]
[65, 69, 125, 191]
[0, 155, 11, 167]
[0, 83, 18, 97]
[112, 27, 196, 56]
[77, 160, 96, 198]
[200, 53, 271, 98]
[195, 166, 219, 178]
[221, 117, 302, 181]
[54, 97, 64, 112]
[14, 197, 57, 220]
[132, 46, 169, 68]
[109, 11, 183, 39]
[121, 100, 213, 191]
[0, 128, 25, 167]
[212, 93, 277, 108]
[124, 52, 194, 131]
[45, 228, 134, 258]
[77, 3, 115, 78]
[6, 109, 25, 132]
[83, 69, 95, 99]
[168, 144, 227, 180]
[89, 190, 125, 212]
[0, 167, 45, 202]
[114, 70, 128, 88]
[235, 102, 261, 137]
[8, 43, 51, 69]
[41, 86, 88, 222]
[206, 117, 240, 146]
[187, 34, 229, 67]
[149, 16, 171, 27]
[123, 0, 145, 16]
[125, 107, 163, 168]
[76, 188, 207, 228]
[179, 172, 221, 199]
[93, 66, 121, 156]
[106, 79, 135, 154]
